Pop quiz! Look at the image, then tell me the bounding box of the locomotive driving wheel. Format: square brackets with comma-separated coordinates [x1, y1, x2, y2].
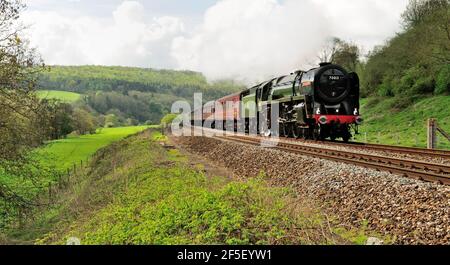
[280, 123, 287, 137]
[291, 123, 301, 139]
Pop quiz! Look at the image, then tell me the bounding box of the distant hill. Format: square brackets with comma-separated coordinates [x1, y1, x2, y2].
[37, 66, 243, 124]
[38, 65, 242, 101]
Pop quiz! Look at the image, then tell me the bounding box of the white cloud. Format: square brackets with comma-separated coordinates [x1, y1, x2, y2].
[23, 1, 184, 68]
[23, 0, 409, 82]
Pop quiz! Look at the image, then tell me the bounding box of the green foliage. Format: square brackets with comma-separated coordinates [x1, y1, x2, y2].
[86, 91, 164, 124]
[40, 100, 74, 140]
[397, 66, 434, 95]
[362, 1, 450, 98]
[435, 64, 450, 95]
[72, 108, 96, 135]
[160, 113, 178, 127]
[151, 131, 168, 142]
[332, 39, 361, 72]
[77, 173, 293, 245]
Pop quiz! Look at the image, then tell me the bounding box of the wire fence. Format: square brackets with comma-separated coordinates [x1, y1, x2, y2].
[44, 154, 96, 203]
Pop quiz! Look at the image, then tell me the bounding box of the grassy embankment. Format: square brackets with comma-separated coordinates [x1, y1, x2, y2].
[354, 96, 450, 149]
[8, 129, 378, 245]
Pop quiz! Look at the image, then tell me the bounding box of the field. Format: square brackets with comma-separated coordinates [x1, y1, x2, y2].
[354, 96, 450, 149]
[37, 126, 149, 172]
[36, 90, 82, 103]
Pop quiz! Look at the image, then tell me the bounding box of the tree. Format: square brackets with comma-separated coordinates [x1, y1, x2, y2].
[401, 0, 449, 28]
[72, 108, 96, 135]
[41, 100, 74, 140]
[317, 38, 361, 71]
[0, 0, 47, 159]
[104, 114, 119, 128]
[317, 37, 340, 63]
[0, 0, 50, 213]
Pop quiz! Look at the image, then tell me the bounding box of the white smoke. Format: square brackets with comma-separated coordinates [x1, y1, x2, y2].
[172, 0, 330, 83]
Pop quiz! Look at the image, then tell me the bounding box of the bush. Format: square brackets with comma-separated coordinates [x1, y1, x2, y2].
[160, 114, 178, 127]
[435, 65, 450, 95]
[397, 66, 434, 95]
[377, 82, 394, 97]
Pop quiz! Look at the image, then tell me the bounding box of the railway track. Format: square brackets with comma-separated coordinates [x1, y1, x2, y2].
[310, 139, 450, 159]
[216, 134, 450, 185]
[189, 125, 450, 160]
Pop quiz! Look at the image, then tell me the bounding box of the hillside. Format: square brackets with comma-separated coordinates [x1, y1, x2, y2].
[38, 65, 242, 102]
[37, 66, 243, 124]
[352, 1, 450, 149]
[355, 96, 450, 149]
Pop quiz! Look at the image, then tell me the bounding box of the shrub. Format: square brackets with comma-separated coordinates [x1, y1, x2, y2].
[377, 82, 394, 97]
[160, 113, 178, 127]
[435, 65, 450, 95]
[397, 66, 434, 95]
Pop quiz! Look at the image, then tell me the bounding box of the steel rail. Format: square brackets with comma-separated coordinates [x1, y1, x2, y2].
[217, 134, 450, 185]
[300, 139, 450, 159]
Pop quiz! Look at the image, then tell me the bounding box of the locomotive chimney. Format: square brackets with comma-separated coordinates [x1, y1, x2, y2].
[319, 62, 331, 67]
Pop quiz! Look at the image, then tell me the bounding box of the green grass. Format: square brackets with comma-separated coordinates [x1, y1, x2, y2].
[37, 126, 149, 172]
[13, 130, 343, 245]
[354, 96, 450, 149]
[36, 90, 82, 103]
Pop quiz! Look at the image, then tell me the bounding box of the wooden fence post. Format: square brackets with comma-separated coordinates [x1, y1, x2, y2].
[427, 118, 437, 149]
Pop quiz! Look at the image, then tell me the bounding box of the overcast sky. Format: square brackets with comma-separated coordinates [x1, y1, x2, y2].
[23, 0, 410, 82]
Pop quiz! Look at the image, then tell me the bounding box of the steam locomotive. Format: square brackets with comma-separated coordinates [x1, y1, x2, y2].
[193, 63, 362, 142]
